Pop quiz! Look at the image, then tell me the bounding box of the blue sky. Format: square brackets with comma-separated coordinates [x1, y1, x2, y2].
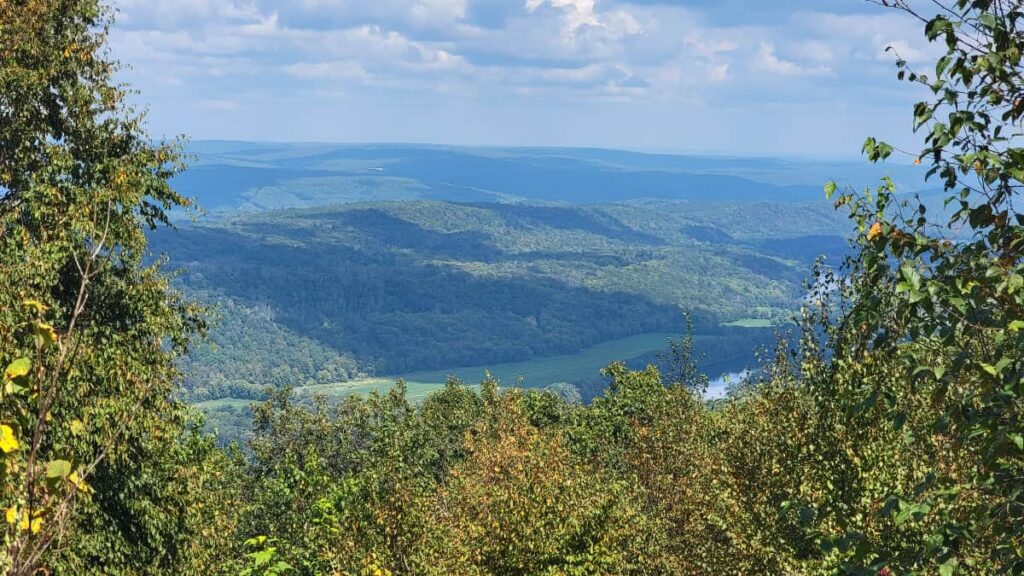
[109, 0, 941, 157]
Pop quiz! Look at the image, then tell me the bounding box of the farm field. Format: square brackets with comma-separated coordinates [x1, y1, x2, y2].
[193, 331, 685, 440]
[399, 331, 680, 389]
[195, 331, 680, 411]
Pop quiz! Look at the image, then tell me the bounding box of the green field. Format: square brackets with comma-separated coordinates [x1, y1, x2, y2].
[193, 380, 449, 412]
[292, 378, 460, 403]
[400, 331, 678, 388]
[194, 331, 678, 412]
[723, 318, 774, 328]
[193, 398, 255, 411]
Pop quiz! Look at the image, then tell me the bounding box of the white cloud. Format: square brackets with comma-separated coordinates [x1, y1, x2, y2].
[754, 42, 832, 76]
[286, 60, 370, 80]
[409, 0, 468, 26]
[791, 39, 834, 63]
[525, 0, 599, 34]
[524, 0, 642, 43]
[881, 39, 928, 63]
[800, 12, 943, 65]
[684, 34, 738, 59]
[105, 0, 929, 150]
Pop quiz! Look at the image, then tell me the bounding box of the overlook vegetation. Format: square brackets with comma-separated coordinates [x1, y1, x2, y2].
[3, 0, 1024, 575]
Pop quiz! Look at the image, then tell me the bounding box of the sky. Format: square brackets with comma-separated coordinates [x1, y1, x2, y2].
[108, 0, 943, 157]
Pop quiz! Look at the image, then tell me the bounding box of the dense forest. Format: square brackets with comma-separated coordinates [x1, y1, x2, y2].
[154, 199, 842, 401]
[3, 1, 1024, 575]
[175, 297, 364, 403]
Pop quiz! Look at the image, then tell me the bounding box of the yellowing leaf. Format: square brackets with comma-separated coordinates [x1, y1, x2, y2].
[16, 511, 42, 534]
[4, 358, 30, 381]
[22, 299, 47, 313]
[0, 424, 19, 454]
[868, 222, 884, 241]
[824, 181, 837, 199]
[5, 507, 17, 525]
[68, 471, 93, 494]
[34, 322, 58, 345]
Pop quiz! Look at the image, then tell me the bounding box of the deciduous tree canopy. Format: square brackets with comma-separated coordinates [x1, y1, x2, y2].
[3, 1, 1023, 575]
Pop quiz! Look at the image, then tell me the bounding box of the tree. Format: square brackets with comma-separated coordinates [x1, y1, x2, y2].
[826, 0, 1024, 571]
[0, 1, 203, 573]
[413, 389, 668, 575]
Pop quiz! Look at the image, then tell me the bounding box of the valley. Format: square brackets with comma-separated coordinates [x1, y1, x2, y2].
[195, 330, 759, 441]
[152, 142, 878, 433]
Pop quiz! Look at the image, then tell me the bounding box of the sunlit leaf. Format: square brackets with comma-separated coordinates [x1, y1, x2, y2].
[34, 322, 58, 345]
[4, 358, 29, 382]
[0, 424, 19, 454]
[867, 222, 883, 241]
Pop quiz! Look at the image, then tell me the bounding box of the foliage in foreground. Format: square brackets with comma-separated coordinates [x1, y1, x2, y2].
[3, 0, 1024, 574]
[0, 0, 214, 574]
[155, 343, 993, 575]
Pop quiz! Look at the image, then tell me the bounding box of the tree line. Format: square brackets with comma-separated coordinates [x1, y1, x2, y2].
[2, 0, 1023, 574]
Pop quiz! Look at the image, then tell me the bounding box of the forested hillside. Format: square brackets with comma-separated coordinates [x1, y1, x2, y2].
[157, 138, 911, 409]
[153, 199, 844, 403]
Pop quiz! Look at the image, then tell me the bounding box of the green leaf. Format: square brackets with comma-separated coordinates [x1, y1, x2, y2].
[894, 502, 930, 526]
[900, 263, 922, 291]
[825, 181, 838, 199]
[46, 460, 73, 480]
[1009, 433, 1024, 452]
[1008, 274, 1023, 294]
[893, 412, 907, 430]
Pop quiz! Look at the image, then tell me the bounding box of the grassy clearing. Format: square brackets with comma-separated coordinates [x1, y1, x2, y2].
[400, 332, 677, 389]
[192, 331, 678, 412]
[192, 380, 454, 410]
[293, 378, 459, 403]
[193, 398, 256, 411]
[723, 318, 774, 328]
[285, 332, 677, 403]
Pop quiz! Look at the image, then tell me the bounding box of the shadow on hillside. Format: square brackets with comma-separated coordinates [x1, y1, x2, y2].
[150, 220, 684, 374]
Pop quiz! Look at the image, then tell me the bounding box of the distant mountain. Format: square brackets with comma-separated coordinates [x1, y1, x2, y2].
[172, 142, 930, 216]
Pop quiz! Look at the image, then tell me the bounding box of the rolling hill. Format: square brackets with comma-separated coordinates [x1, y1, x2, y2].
[148, 142, 896, 439]
[172, 142, 929, 216]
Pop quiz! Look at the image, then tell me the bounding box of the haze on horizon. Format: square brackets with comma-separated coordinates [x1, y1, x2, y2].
[111, 0, 936, 158]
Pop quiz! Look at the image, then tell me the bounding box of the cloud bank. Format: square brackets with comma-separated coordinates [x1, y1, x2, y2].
[108, 0, 941, 155]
